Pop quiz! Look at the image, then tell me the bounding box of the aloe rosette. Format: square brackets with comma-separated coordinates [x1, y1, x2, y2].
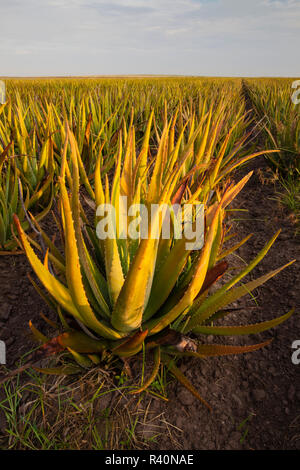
[13, 117, 295, 407]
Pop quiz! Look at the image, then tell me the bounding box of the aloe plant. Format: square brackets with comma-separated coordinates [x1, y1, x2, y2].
[11, 114, 295, 407]
[0, 97, 55, 253]
[0, 149, 52, 254]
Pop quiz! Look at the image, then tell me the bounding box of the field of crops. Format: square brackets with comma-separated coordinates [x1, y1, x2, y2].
[0, 77, 299, 450]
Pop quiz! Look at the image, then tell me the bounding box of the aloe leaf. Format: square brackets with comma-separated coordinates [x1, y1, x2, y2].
[185, 259, 295, 332]
[57, 330, 108, 353]
[196, 340, 272, 355]
[184, 230, 286, 331]
[68, 129, 111, 317]
[192, 308, 295, 336]
[14, 214, 86, 323]
[112, 329, 148, 357]
[162, 354, 212, 411]
[146, 199, 222, 335]
[217, 234, 253, 261]
[59, 180, 123, 340]
[29, 320, 49, 344]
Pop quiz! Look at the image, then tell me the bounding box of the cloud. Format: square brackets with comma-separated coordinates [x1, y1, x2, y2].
[86, 1, 155, 16]
[0, 0, 299, 75]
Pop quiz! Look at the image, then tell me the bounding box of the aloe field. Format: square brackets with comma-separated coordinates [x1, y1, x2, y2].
[0, 77, 299, 450]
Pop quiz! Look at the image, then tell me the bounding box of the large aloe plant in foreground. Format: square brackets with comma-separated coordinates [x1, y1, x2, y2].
[13, 120, 295, 408]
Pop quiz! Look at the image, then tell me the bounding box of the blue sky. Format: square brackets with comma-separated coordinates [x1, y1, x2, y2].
[0, 0, 299, 76]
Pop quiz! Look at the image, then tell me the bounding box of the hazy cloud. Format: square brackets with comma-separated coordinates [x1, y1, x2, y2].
[0, 0, 299, 76]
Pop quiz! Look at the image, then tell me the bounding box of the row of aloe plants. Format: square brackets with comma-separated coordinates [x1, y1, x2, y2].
[245, 78, 300, 177]
[1, 77, 248, 252]
[245, 78, 300, 231]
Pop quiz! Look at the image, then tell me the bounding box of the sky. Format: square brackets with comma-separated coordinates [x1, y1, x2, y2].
[0, 0, 299, 77]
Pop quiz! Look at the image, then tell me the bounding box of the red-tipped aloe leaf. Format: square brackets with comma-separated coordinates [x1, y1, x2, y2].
[196, 339, 272, 355]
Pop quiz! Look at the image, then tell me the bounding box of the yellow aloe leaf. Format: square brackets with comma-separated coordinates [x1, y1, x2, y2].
[195, 108, 212, 165]
[26, 234, 66, 275]
[13, 214, 85, 322]
[205, 201, 219, 229]
[67, 348, 93, 368]
[29, 213, 65, 265]
[168, 108, 179, 155]
[69, 124, 95, 199]
[60, 125, 69, 181]
[210, 133, 231, 185]
[147, 199, 222, 335]
[58, 330, 108, 353]
[43, 248, 49, 269]
[120, 126, 134, 203]
[221, 171, 253, 209]
[203, 112, 223, 164]
[216, 150, 279, 183]
[68, 129, 111, 318]
[94, 146, 106, 208]
[208, 208, 224, 269]
[147, 121, 171, 204]
[217, 234, 253, 261]
[136, 109, 154, 182]
[143, 236, 192, 321]
[111, 135, 128, 243]
[38, 134, 53, 172]
[111, 213, 161, 332]
[112, 329, 148, 357]
[27, 171, 54, 208]
[59, 179, 123, 339]
[102, 175, 125, 306]
[164, 120, 190, 180]
[94, 144, 106, 259]
[127, 177, 142, 266]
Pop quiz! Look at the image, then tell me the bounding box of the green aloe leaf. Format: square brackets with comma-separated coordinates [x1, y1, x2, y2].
[185, 259, 295, 332]
[192, 308, 295, 336]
